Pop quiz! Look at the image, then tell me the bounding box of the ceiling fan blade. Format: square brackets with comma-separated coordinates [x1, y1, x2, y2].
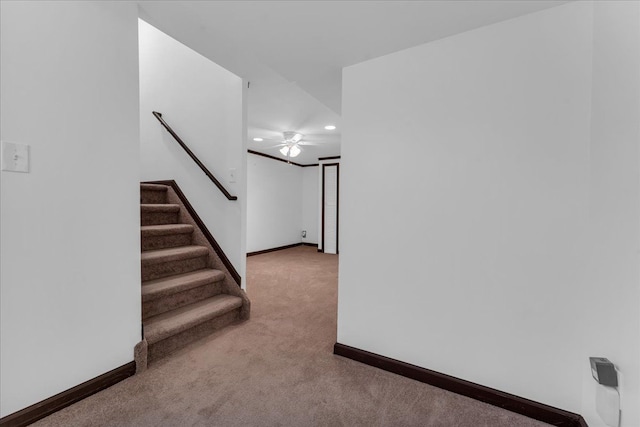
[261, 143, 286, 149]
[301, 134, 340, 143]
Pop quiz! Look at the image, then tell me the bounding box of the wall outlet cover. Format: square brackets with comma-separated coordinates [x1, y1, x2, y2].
[1, 141, 30, 173]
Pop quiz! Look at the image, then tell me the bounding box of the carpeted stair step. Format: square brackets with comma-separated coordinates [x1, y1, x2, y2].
[142, 269, 225, 319]
[140, 183, 169, 204]
[141, 204, 180, 226]
[141, 224, 194, 251]
[144, 294, 243, 362]
[137, 182, 250, 367]
[141, 245, 209, 281]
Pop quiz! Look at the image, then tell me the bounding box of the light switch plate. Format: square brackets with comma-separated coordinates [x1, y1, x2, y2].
[1, 141, 30, 173]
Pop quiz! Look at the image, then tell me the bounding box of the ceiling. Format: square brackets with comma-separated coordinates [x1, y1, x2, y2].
[138, 0, 568, 165]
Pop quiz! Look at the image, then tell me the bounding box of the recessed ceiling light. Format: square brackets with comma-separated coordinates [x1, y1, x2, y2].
[253, 137, 263, 142]
[324, 125, 336, 130]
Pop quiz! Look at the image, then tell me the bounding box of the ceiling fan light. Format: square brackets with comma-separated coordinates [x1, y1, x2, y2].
[279, 146, 289, 156]
[289, 145, 301, 157]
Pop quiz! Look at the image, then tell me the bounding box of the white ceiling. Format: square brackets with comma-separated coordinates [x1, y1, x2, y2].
[138, 0, 568, 165]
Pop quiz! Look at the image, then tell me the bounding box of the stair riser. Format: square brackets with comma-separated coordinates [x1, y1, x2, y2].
[142, 256, 208, 281]
[140, 189, 167, 204]
[142, 233, 193, 251]
[141, 211, 179, 226]
[143, 282, 223, 320]
[148, 308, 240, 363]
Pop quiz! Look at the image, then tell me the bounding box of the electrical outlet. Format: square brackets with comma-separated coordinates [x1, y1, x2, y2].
[302, 230, 307, 238]
[1, 141, 30, 173]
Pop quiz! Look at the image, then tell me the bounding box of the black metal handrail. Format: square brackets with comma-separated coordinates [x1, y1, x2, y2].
[152, 111, 237, 201]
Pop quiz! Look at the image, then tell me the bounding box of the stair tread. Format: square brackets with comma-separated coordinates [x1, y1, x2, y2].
[144, 294, 242, 344]
[141, 245, 209, 265]
[141, 183, 169, 192]
[142, 269, 225, 302]
[141, 204, 180, 212]
[141, 224, 194, 236]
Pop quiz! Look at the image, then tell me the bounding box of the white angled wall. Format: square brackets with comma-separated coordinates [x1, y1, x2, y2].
[139, 20, 247, 284]
[246, 154, 304, 253]
[339, 2, 639, 425]
[0, 1, 141, 417]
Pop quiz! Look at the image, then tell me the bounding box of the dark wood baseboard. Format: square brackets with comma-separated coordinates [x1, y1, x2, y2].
[247, 242, 317, 256]
[333, 343, 587, 427]
[0, 362, 136, 427]
[248, 243, 301, 256]
[143, 180, 242, 286]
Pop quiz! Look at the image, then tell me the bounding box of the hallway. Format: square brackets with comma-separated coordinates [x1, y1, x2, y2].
[33, 246, 548, 426]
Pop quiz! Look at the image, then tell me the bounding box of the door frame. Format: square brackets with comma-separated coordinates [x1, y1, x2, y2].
[321, 162, 340, 254]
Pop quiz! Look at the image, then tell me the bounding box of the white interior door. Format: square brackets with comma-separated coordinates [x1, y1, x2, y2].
[323, 164, 339, 254]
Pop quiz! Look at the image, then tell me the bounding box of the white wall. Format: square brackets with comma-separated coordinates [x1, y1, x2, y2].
[302, 166, 319, 245]
[139, 20, 247, 284]
[246, 158, 320, 252]
[246, 154, 303, 252]
[581, 2, 640, 426]
[339, 2, 639, 424]
[0, 1, 140, 417]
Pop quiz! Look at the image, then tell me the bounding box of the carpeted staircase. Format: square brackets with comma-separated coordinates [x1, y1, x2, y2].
[139, 183, 249, 365]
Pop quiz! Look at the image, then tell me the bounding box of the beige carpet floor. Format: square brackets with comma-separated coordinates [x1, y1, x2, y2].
[33, 246, 550, 426]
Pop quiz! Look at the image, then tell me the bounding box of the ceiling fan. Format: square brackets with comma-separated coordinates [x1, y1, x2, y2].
[259, 131, 321, 162]
[278, 131, 304, 159]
